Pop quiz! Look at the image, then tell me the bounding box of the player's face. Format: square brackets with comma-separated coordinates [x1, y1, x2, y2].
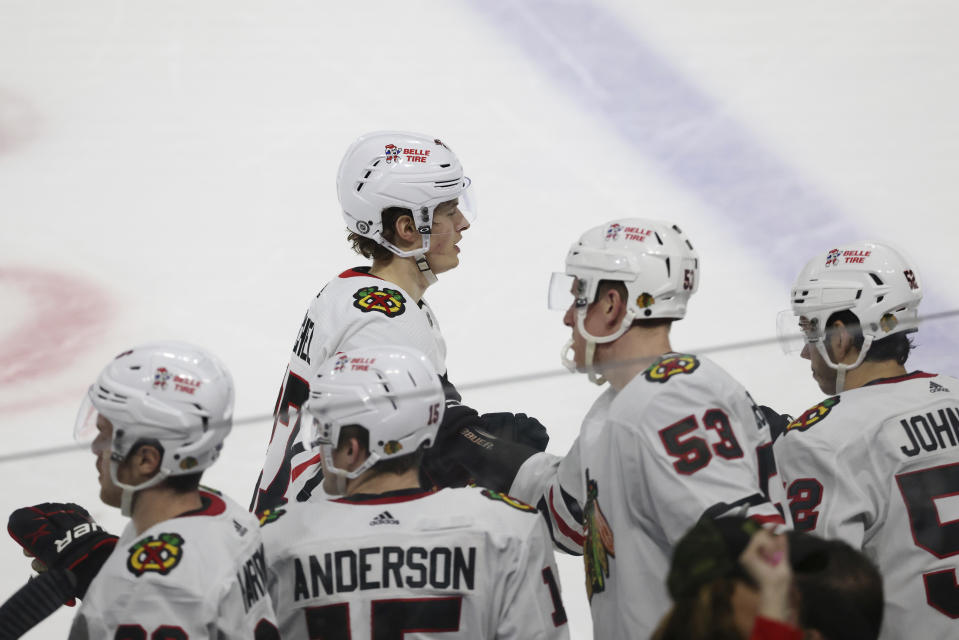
[92, 415, 123, 507]
[563, 279, 604, 370]
[799, 316, 839, 394]
[425, 199, 470, 275]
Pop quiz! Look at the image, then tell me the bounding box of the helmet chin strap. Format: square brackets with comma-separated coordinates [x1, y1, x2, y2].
[814, 336, 873, 394]
[415, 255, 438, 285]
[110, 459, 168, 517]
[320, 443, 378, 495]
[562, 308, 637, 386]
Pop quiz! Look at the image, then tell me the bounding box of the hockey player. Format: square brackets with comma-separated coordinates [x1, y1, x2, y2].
[773, 242, 959, 639]
[260, 345, 570, 639]
[5, 342, 278, 639]
[251, 130, 548, 513]
[433, 219, 789, 639]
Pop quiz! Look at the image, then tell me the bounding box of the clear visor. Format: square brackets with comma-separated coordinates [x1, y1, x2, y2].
[776, 310, 819, 354]
[427, 178, 477, 239]
[74, 387, 99, 442]
[548, 272, 589, 311]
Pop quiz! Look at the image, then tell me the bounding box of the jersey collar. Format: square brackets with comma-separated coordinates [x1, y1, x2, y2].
[339, 267, 381, 280]
[333, 487, 435, 505]
[864, 371, 936, 387]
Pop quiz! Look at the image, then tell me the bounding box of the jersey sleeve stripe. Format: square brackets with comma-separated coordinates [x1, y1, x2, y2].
[290, 453, 322, 483]
[549, 487, 586, 548]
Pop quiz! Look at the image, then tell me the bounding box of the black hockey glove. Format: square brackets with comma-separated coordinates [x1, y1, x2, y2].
[759, 405, 794, 442]
[422, 402, 482, 489]
[8, 502, 118, 600]
[426, 402, 541, 493]
[477, 412, 549, 452]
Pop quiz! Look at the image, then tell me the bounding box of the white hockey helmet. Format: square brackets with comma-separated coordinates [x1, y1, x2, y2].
[75, 341, 234, 515]
[337, 131, 473, 279]
[780, 241, 922, 390]
[550, 218, 699, 382]
[303, 345, 444, 491]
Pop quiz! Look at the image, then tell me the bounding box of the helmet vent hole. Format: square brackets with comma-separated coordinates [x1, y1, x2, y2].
[130, 365, 141, 370]
[407, 372, 416, 385]
[664, 257, 671, 277]
[439, 163, 450, 168]
[653, 232, 664, 245]
[876, 295, 885, 303]
[644, 309, 652, 317]
[869, 273, 884, 286]
[855, 290, 862, 300]
[685, 239, 694, 251]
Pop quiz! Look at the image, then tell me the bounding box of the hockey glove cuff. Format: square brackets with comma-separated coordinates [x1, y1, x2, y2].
[8, 502, 118, 600]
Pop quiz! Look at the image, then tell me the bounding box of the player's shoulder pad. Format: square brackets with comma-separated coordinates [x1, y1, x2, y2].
[785, 396, 841, 434]
[125, 531, 187, 578]
[642, 353, 701, 384]
[480, 488, 538, 514]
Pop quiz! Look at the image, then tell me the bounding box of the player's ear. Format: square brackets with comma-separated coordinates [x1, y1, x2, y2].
[600, 287, 628, 327]
[344, 436, 368, 470]
[130, 444, 162, 478]
[392, 213, 419, 249]
[828, 319, 857, 364]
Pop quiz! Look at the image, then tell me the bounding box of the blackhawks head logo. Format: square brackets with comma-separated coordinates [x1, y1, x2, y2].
[644, 354, 700, 383]
[257, 506, 287, 526]
[786, 396, 840, 433]
[584, 470, 615, 601]
[127, 533, 184, 576]
[352, 286, 407, 317]
[481, 489, 536, 513]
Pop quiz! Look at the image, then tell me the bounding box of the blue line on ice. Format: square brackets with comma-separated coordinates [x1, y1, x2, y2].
[467, 0, 955, 370]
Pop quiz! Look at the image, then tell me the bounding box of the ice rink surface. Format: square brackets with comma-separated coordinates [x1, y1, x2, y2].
[1, 1, 957, 636]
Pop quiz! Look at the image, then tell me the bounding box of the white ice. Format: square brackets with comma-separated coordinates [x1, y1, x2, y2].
[1, 1, 957, 637]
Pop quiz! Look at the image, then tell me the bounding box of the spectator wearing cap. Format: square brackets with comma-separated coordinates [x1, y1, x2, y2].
[653, 515, 801, 640]
[652, 515, 883, 640]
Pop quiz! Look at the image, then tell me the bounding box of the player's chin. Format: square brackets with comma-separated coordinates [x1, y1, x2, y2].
[431, 255, 459, 274]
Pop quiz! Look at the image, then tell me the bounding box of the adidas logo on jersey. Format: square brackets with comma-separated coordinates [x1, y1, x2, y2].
[930, 381, 950, 393]
[369, 511, 399, 526]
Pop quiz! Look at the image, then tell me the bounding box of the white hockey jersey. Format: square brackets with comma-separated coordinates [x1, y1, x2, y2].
[510, 353, 788, 640]
[252, 268, 447, 512]
[69, 489, 277, 639]
[260, 487, 570, 640]
[774, 371, 959, 640]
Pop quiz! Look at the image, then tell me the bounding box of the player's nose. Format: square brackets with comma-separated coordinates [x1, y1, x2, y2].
[800, 343, 811, 360]
[454, 210, 470, 232]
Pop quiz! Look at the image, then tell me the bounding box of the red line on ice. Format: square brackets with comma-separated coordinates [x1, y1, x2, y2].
[0, 267, 111, 385]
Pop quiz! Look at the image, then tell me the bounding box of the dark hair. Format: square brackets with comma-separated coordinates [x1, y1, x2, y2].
[347, 207, 412, 261]
[164, 473, 203, 493]
[793, 537, 884, 640]
[337, 424, 424, 476]
[651, 577, 747, 640]
[826, 310, 913, 365]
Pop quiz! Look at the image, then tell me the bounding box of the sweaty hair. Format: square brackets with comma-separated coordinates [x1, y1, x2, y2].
[826, 310, 913, 365]
[794, 538, 884, 640]
[336, 424, 424, 476]
[347, 207, 412, 261]
[650, 577, 747, 640]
